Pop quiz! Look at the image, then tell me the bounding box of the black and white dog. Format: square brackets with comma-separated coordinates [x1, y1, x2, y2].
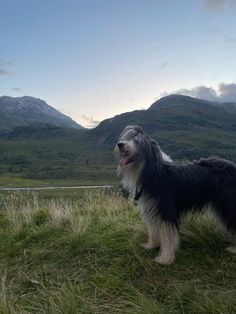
[115, 125, 236, 265]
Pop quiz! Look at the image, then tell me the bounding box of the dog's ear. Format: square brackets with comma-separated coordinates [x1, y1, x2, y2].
[137, 137, 163, 189]
[149, 139, 163, 172]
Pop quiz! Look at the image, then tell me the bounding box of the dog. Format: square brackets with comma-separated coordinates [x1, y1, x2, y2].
[115, 125, 236, 265]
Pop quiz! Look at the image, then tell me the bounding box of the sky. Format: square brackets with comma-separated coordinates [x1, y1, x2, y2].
[1, 0, 236, 127]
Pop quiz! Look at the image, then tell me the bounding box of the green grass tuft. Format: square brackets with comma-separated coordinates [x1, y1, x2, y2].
[0, 190, 236, 313]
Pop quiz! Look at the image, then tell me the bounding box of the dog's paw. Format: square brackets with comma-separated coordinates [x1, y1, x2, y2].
[141, 242, 159, 250]
[154, 255, 174, 265]
[225, 246, 236, 254]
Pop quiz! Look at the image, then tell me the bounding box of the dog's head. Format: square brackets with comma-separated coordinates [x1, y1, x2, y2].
[115, 124, 167, 171]
[114, 125, 145, 169]
[115, 125, 171, 191]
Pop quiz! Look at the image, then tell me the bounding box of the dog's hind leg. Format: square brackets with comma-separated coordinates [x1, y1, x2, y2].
[154, 221, 179, 265]
[226, 231, 236, 254]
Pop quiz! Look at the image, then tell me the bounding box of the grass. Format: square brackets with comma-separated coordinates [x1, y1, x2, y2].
[0, 127, 118, 183]
[0, 189, 236, 313]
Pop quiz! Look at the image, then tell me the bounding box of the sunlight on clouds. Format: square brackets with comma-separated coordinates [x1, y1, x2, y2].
[81, 114, 100, 128]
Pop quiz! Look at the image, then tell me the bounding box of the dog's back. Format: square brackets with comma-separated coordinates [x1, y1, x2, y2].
[197, 157, 236, 172]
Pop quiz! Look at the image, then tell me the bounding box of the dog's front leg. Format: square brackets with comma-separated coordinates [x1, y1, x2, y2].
[142, 219, 160, 250]
[154, 221, 179, 265]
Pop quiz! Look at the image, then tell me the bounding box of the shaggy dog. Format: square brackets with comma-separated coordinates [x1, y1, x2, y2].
[115, 125, 236, 265]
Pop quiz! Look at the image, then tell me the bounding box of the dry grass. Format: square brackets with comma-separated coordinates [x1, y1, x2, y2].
[0, 189, 236, 313]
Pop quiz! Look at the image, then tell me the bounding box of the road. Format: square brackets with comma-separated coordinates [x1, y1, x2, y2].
[0, 185, 113, 191]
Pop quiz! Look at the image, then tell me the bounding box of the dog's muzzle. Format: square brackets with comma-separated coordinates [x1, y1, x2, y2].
[116, 141, 135, 167]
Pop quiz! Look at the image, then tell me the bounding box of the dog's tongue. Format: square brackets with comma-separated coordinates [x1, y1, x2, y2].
[119, 157, 128, 167]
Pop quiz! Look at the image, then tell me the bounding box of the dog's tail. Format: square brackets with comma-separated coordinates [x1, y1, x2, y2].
[197, 157, 236, 174]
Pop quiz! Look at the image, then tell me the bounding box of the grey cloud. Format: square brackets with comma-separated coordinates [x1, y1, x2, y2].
[158, 62, 168, 71]
[204, 0, 236, 12]
[81, 114, 100, 128]
[226, 37, 236, 43]
[175, 86, 218, 102]
[0, 58, 15, 66]
[12, 87, 22, 91]
[0, 58, 14, 76]
[218, 83, 236, 101]
[204, 0, 226, 12]
[0, 69, 10, 76]
[171, 83, 236, 102]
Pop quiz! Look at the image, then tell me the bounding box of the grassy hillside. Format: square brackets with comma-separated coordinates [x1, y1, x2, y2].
[0, 189, 236, 313]
[0, 126, 117, 185]
[90, 101, 236, 160]
[1, 94, 236, 184]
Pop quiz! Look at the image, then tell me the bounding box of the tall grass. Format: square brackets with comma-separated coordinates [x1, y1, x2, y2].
[0, 190, 236, 313]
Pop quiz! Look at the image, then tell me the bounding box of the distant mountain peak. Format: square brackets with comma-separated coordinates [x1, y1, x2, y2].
[148, 94, 236, 112]
[148, 94, 212, 111]
[0, 95, 83, 130]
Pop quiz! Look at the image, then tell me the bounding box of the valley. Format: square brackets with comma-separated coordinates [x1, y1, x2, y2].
[1, 94, 236, 186]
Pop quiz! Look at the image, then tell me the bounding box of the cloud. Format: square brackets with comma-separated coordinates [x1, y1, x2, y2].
[0, 58, 15, 66]
[81, 114, 100, 128]
[226, 37, 236, 43]
[203, 0, 236, 12]
[174, 86, 218, 102]
[218, 83, 236, 101]
[12, 87, 22, 91]
[167, 83, 236, 102]
[0, 69, 10, 76]
[0, 58, 14, 76]
[158, 62, 168, 71]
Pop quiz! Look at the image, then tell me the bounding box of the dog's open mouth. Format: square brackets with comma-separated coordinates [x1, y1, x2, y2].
[119, 151, 134, 167]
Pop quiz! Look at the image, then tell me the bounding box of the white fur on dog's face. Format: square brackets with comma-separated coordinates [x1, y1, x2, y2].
[116, 140, 137, 168]
[115, 139, 141, 194]
[115, 125, 172, 195]
[115, 125, 172, 169]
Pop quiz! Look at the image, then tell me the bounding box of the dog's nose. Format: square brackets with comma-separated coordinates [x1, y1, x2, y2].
[117, 142, 125, 149]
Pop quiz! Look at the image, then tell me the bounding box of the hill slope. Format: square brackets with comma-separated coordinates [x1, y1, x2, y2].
[1, 94, 236, 182]
[149, 94, 236, 112]
[0, 96, 83, 130]
[89, 94, 236, 160]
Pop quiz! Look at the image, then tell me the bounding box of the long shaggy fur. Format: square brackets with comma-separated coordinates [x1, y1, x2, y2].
[115, 125, 236, 265]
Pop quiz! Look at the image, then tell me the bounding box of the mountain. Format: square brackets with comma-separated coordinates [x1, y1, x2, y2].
[89, 94, 236, 160]
[148, 94, 236, 112]
[0, 96, 83, 130]
[148, 94, 213, 109]
[1, 94, 236, 181]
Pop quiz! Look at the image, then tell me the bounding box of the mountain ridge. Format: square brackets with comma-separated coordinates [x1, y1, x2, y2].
[92, 94, 236, 140]
[1, 94, 236, 180]
[88, 94, 236, 160]
[148, 94, 236, 112]
[0, 95, 83, 130]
